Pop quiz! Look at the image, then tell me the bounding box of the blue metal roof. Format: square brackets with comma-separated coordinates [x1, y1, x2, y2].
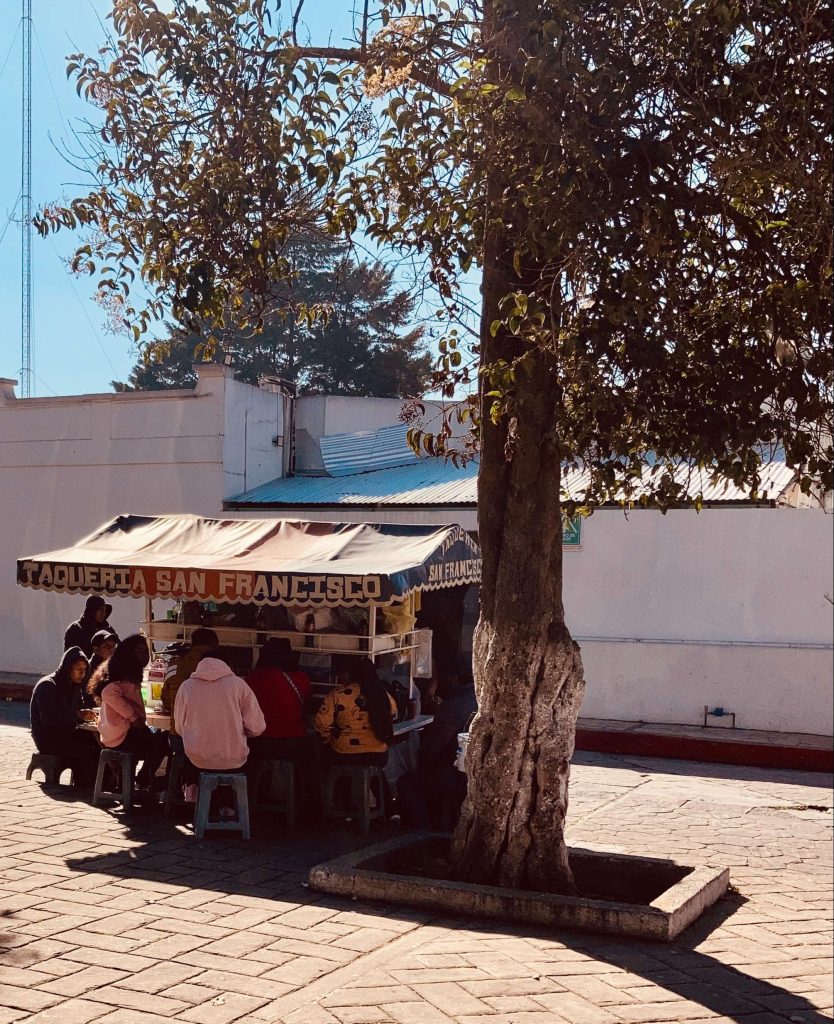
[229, 456, 795, 510]
[229, 457, 479, 508]
[319, 423, 419, 476]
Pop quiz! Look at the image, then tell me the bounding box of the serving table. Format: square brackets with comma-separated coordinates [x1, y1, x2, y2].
[81, 710, 433, 738]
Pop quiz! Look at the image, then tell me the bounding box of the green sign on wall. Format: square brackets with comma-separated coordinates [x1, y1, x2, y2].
[562, 515, 582, 546]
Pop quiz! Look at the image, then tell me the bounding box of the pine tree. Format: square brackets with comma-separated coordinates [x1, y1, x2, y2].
[114, 252, 430, 397]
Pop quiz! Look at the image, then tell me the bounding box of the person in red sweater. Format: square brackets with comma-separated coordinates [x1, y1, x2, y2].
[246, 638, 319, 814]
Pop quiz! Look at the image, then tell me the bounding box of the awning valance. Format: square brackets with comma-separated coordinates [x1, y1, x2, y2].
[17, 514, 481, 607]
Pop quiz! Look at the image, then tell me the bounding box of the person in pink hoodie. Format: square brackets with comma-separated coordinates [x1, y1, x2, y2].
[93, 635, 169, 792]
[174, 650, 265, 810]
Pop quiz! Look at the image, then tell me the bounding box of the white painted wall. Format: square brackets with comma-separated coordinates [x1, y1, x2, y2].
[3, 372, 830, 738]
[564, 508, 834, 736]
[239, 504, 833, 736]
[0, 366, 282, 674]
[222, 376, 285, 498]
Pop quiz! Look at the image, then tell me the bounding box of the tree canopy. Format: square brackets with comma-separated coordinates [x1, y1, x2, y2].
[41, 0, 832, 506]
[38, 0, 833, 892]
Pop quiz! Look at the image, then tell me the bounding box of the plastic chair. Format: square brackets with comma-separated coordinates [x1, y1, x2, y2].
[193, 772, 250, 839]
[253, 759, 296, 826]
[323, 764, 386, 834]
[26, 753, 72, 787]
[92, 749, 137, 810]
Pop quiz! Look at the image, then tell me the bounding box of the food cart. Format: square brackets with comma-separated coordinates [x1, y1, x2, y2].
[17, 513, 482, 721]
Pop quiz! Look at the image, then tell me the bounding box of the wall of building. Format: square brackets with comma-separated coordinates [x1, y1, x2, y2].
[0, 366, 282, 674]
[564, 508, 833, 735]
[238, 503, 833, 736]
[222, 376, 285, 498]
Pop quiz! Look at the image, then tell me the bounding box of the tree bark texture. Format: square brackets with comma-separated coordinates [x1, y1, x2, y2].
[450, 339, 586, 894]
[450, 0, 586, 895]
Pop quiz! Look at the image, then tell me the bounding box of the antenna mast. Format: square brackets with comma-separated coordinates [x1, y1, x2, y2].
[21, 0, 33, 397]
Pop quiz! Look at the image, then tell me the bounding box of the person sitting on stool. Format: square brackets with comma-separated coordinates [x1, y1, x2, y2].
[174, 649, 265, 816]
[398, 654, 476, 830]
[246, 638, 318, 812]
[30, 647, 100, 789]
[314, 658, 397, 768]
[92, 635, 169, 796]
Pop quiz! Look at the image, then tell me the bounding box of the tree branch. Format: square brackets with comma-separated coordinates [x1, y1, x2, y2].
[291, 0, 306, 47]
[244, 43, 453, 97]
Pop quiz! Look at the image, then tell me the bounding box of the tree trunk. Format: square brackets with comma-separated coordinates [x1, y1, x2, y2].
[450, 0, 586, 895]
[450, 340, 586, 894]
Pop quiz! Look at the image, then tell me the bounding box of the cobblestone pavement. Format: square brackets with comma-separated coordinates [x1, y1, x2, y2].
[1, 703, 831, 1024]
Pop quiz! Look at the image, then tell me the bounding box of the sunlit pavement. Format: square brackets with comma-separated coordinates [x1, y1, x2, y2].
[1, 701, 831, 1024]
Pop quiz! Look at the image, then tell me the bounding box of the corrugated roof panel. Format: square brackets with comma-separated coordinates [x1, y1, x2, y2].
[561, 462, 797, 504]
[231, 457, 478, 507]
[319, 424, 419, 477]
[229, 457, 795, 508]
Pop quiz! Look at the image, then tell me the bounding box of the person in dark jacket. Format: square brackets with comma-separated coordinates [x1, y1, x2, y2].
[30, 647, 100, 788]
[81, 630, 117, 709]
[64, 596, 120, 657]
[398, 656, 477, 830]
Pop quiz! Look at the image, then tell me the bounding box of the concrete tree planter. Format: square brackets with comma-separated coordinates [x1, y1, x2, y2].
[308, 835, 729, 942]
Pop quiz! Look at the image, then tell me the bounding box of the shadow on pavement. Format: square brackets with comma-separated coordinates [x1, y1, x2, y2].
[54, 820, 830, 1024]
[557, 895, 832, 1024]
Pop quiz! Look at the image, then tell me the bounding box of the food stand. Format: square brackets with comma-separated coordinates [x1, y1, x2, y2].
[17, 514, 482, 717]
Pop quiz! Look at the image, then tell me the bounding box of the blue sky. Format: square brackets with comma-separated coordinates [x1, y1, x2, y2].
[0, 1, 368, 397]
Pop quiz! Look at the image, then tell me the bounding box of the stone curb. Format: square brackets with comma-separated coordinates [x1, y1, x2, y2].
[309, 835, 730, 942]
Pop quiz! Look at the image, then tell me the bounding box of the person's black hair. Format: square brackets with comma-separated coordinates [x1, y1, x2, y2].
[191, 627, 218, 649]
[255, 637, 295, 672]
[198, 645, 237, 672]
[86, 661, 109, 702]
[90, 634, 147, 698]
[453, 653, 474, 689]
[355, 658, 394, 746]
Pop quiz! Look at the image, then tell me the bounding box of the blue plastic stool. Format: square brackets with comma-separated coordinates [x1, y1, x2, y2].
[323, 765, 386, 834]
[193, 772, 250, 839]
[92, 749, 137, 809]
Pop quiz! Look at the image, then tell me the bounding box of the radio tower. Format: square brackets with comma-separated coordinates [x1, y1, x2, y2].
[21, 0, 33, 397]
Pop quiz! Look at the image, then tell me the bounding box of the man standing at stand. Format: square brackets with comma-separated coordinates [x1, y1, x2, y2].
[63, 596, 119, 657]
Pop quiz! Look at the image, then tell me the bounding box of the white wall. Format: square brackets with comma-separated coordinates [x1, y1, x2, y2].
[564, 508, 834, 735]
[240, 503, 833, 736]
[222, 376, 284, 498]
[0, 366, 282, 674]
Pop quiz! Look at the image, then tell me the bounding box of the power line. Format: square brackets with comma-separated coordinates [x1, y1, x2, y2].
[0, 189, 22, 250]
[0, 20, 21, 85]
[47, 234, 122, 380]
[32, 21, 69, 128]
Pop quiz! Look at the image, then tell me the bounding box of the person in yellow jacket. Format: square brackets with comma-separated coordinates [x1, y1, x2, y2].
[161, 628, 218, 734]
[314, 657, 397, 766]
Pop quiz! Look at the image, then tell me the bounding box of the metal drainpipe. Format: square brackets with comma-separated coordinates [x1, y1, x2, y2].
[277, 381, 297, 478]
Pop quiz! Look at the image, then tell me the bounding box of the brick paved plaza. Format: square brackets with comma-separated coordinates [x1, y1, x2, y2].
[1, 703, 831, 1024]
